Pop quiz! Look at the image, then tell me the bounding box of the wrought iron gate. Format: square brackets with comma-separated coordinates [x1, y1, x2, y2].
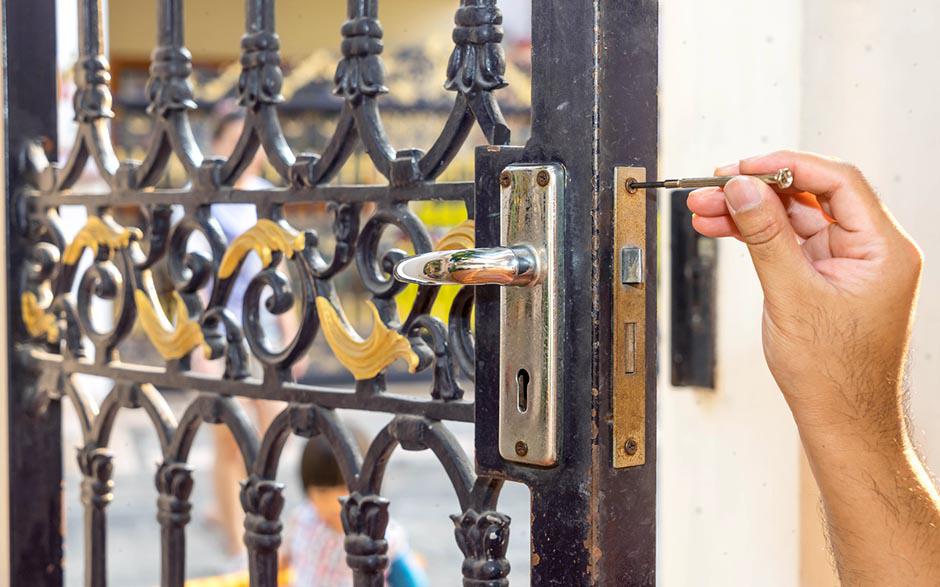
[2, 0, 658, 585]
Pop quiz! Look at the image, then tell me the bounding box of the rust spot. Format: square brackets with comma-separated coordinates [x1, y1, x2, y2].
[531, 552, 541, 567]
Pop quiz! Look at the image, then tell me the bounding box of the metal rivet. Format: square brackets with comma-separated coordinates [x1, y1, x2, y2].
[500, 171, 512, 188]
[515, 441, 529, 457]
[536, 170, 551, 187]
[624, 177, 638, 194]
[624, 438, 639, 456]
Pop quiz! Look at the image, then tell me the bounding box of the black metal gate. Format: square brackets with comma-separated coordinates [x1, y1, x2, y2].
[2, 0, 658, 585]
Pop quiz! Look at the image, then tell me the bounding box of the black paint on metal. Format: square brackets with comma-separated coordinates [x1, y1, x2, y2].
[3, 0, 64, 585]
[670, 190, 717, 390]
[476, 1, 659, 585]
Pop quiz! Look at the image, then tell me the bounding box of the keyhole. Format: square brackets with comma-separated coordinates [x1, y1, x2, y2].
[516, 369, 530, 413]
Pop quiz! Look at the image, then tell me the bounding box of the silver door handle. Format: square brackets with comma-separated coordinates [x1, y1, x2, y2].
[393, 245, 542, 287]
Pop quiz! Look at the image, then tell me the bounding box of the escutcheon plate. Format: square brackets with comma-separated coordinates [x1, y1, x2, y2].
[498, 164, 564, 467]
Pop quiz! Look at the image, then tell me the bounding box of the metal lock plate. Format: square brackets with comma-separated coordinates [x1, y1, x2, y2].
[612, 167, 648, 469]
[499, 164, 564, 467]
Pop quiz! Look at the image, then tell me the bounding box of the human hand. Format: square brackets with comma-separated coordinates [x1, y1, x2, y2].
[687, 151, 922, 435]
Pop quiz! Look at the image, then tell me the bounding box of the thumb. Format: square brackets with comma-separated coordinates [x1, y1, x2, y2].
[723, 176, 815, 293]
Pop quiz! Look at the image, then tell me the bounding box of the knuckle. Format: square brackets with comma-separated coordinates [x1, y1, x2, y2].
[903, 238, 924, 273]
[741, 215, 783, 247]
[837, 161, 865, 182]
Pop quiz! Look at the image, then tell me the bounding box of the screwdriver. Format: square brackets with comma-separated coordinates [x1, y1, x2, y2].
[627, 168, 794, 192]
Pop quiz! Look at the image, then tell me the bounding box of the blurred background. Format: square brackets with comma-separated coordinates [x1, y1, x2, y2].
[48, 0, 940, 586]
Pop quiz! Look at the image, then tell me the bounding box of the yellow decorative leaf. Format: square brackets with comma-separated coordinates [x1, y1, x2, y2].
[21, 291, 59, 342]
[218, 219, 306, 280]
[134, 289, 204, 360]
[435, 220, 475, 252]
[316, 297, 419, 381]
[62, 216, 142, 265]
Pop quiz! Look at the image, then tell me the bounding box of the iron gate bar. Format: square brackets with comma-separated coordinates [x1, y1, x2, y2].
[3, 0, 63, 585]
[27, 182, 475, 208]
[475, 1, 659, 584]
[28, 353, 475, 423]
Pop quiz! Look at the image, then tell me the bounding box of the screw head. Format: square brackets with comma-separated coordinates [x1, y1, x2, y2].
[624, 177, 638, 194]
[499, 171, 512, 188]
[515, 441, 529, 457]
[624, 438, 639, 456]
[536, 170, 551, 187]
[775, 168, 794, 189]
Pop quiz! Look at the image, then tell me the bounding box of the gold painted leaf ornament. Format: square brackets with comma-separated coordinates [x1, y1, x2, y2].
[21, 291, 59, 342]
[218, 219, 307, 279]
[435, 219, 475, 251]
[315, 297, 420, 381]
[62, 216, 143, 265]
[134, 288, 205, 360]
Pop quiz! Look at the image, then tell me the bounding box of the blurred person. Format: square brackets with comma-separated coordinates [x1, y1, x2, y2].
[687, 151, 940, 585]
[194, 104, 309, 557]
[283, 435, 428, 587]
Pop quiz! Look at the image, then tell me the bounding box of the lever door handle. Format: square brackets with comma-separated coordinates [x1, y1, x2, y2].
[393, 163, 563, 468]
[393, 245, 542, 287]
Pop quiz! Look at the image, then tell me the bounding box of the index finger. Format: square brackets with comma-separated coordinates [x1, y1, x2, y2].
[716, 150, 885, 233]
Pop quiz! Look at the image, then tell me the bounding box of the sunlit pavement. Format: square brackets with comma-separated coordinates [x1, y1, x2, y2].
[61, 382, 531, 586]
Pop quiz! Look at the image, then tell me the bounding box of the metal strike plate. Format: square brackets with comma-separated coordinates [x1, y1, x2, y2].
[613, 167, 648, 469]
[499, 164, 563, 467]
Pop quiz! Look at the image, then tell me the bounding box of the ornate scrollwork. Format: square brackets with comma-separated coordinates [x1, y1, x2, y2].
[341, 492, 391, 576]
[335, 17, 388, 102]
[240, 476, 286, 553]
[146, 46, 197, 117]
[238, 31, 285, 109]
[452, 509, 511, 586]
[78, 447, 115, 511]
[73, 55, 115, 123]
[155, 462, 194, 529]
[16, 0, 524, 581]
[307, 202, 360, 280]
[446, 0, 508, 95]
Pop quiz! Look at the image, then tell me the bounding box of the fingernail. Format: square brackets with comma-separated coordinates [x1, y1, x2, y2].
[741, 152, 773, 163]
[723, 177, 762, 213]
[715, 163, 737, 175]
[688, 187, 716, 197]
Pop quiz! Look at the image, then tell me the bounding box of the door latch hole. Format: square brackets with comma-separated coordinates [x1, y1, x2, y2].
[516, 369, 530, 413]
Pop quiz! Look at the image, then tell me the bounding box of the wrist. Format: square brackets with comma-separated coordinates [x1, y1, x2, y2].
[784, 380, 906, 449]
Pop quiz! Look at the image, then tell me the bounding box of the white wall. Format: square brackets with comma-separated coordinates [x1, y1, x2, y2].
[801, 0, 940, 473]
[659, 1, 940, 584]
[657, 1, 804, 585]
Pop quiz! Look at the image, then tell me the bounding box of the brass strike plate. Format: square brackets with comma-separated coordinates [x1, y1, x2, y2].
[612, 167, 647, 469]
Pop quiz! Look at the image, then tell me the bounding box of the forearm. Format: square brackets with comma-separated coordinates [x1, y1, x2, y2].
[795, 393, 940, 585]
[691, 151, 939, 583]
